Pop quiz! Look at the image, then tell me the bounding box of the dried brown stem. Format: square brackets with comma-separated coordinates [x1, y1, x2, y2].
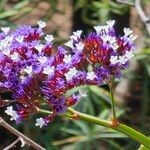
[3, 138, 20, 150]
[135, 0, 150, 35]
[0, 117, 45, 150]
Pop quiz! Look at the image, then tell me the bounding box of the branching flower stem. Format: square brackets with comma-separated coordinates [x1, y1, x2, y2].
[38, 107, 150, 149]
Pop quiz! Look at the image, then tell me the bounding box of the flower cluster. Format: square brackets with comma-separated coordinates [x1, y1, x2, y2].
[1, 20, 136, 127]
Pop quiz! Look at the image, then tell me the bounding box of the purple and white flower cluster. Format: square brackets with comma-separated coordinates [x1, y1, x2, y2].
[1, 20, 136, 127]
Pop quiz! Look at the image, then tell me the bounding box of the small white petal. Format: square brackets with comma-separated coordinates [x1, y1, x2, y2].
[70, 30, 82, 40]
[125, 51, 134, 60]
[106, 20, 115, 27]
[94, 25, 109, 34]
[63, 55, 72, 63]
[10, 52, 20, 61]
[1, 27, 10, 34]
[23, 66, 33, 75]
[35, 44, 44, 53]
[110, 56, 118, 65]
[86, 72, 96, 80]
[45, 34, 54, 42]
[129, 34, 137, 41]
[43, 66, 54, 75]
[37, 20, 46, 28]
[15, 36, 24, 43]
[65, 40, 74, 49]
[35, 118, 45, 128]
[123, 28, 133, 36]
[5, 106, 14, 116]
[65, 67, 78, 81]
[118, 56, 127, 65]
[38, 56, 47, 64]
[75, 42, 84, 52]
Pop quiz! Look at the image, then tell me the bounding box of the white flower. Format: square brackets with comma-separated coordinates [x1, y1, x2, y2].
[15, 36, 24, 43]
[129, 34, 137, 41]
[63, 55, 72, 63]
[106, 20, 115, 27]
[65, 40, 74, 49]
[23, 66, 33, 75]
[45, 34, 54, 42]
[86, 72, 96, 80]
[35, 44, 44, 53]
[65, 67, 78, 81]
[70, 30, 82, 40]
[1, 27, 10, 34]
[10, 52, 20, 61]
[125, 51, 134, 60]
[35, 118, 45, 128]
[0, 35, 13, 49]
[20, 75, 26, 83]
[94, 25, 108, 34]
[118, 56, 127, 65]
[5, 106, 19, 121]
[37, 20, 46, 28]
[43, 66, 54, 75]
[75, 42, 84, 52]
[38, 56, 47, 64]
[5, 106, 14, 116]
[123, 28, 133, 36]
[111, 43, 119, 50]
[110, 56, 118, 65]
[2, 48, 11, 56]
[10, 111, 19, 121]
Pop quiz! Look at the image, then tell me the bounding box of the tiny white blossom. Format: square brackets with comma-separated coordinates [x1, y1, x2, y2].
[5, 106, 19, 121]
[35, 44, 44, 53]
[125, 51, 134, 60]
[23, 66, 33, 75]
[129, 34, 137, 41]
[35, 118, 45, 128]
[70, 30, 82, 40]
[63, 55, 72, 63]
[106, 20, 115, 27]
[37, 20, 46, 28]
[10, 52, 20, 61]
[111, 42, 119, 50]
[38, 56, 47, 64]
[45, 34, 54, 42]
[118, 56, 127, 65]
[65, 40, 74, 49]
[5, 106, 14, 116]
[1, 27, 10, 34]
[2, 48, 11, 56]
[43, 66, 54, 75]
[123, 28, 133, 36]
[94, 25, 108, 34]
[65, 67, 78, 81]
[10, 111, 19, 121]
[75, 42, 84, 52]
[15, 36, 24, 43]
[110, 56, 118, 65]
[20, 75, 26, 83]
[86, 72, 96, 80]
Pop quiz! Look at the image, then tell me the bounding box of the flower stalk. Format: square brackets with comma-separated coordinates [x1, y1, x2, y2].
[109, 77, 118, 123]
[39, 107, 150, 149]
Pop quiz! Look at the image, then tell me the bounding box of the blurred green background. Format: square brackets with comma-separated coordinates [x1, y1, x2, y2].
[0, 0, 150, 149]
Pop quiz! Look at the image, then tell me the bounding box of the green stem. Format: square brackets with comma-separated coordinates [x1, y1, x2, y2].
[109, 77, 117, 121]
[38, 108, 150, 149]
